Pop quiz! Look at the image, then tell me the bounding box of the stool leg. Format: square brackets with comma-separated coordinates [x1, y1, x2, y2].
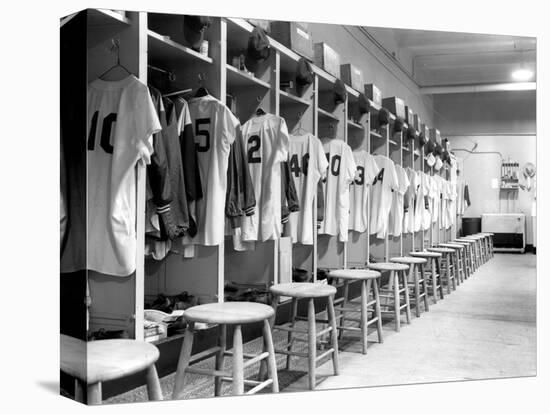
[402, 270, 412, 324]
[373, 278, 384, 344]
[327, 295, 340, 374]
[445, 255, 452, 294]
[426, 261, 436, 304]
[360, 280, 368, 354]
[286, 298, 298, 370]
[172, 322, 195, 400]
[435, 259, 444, 300]
[420, 265, 429, 311]
[339, 280, 349, 340]
[307, 298, 317, 390]
[392, 270, 400, 332]
[262, 319, 279, 393]
[259, 294, 279, 381]
[87, 382, 101, 405]
[412, 264, 420, 317]
[146, 364, 163, 401]
[74, 379, 85, 403]
[232, 324, 244, 396]
[215, 323, 227, 396]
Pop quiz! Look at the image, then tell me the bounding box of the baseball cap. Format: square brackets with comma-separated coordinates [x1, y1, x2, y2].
[378, 107, 390, 126]
[183, 16, 212, 51]
[358, 93, 370, 114]
[434, 142, 443, 157]
[245, 27, 271, 73]
[296, 57, 314, 87]
[425, 139, 435, 155]
[393, 117, 405, 134]
[434, 156, 443, 171]
[333, 79, 347, 104]
[426, 153, 436, 167]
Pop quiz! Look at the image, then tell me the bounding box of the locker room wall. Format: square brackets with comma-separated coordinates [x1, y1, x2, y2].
[307, 23, 436, 127]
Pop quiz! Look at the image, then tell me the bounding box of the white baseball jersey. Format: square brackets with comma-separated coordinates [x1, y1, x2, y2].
[403, 167, 418, 234]
[187, 94, 237, 245]
[422, 173, 434, 231]
[349, 150, 380, 233]
[388, 164, 410, 237]
[369, 155, 399, 239]
[239, 113, 289, 242]
[288, 133, 328, 245]
[319, 139, 357, 242]
[414, 171, 428, 232]
[61, 75, 159, 276]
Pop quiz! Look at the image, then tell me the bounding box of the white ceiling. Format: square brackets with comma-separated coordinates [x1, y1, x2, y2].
[364, 27, 536, 87]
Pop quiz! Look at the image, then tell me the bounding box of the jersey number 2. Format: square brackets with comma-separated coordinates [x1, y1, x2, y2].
[247, 135, 261, 164]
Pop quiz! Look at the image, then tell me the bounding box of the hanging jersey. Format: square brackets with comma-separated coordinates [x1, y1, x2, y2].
[239, 114, 289, 241]
[369, 155, 399, 239]
[388, 164, 410, 237]
[187, 95, 238, 246]
[288, 133, 329, 244]
[319, 139, 357, 242]
[422, 173, 433, 231]
[349, 150, 380, 233]
[403, 167, 418, 234]
[61, 75, 159, 276]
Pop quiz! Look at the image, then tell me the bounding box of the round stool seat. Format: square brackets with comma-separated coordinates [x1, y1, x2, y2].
[390, 256, 427, 265]
[270, 282, 337, 299]
[367, 262, 409, 272]
[410, 251, 442, 258]
[183, 302, 274, 325]
[478, 232, 494, 236]
[61, 335, 160, 384]
[427, 247, 454, 254]
[439, 243, 464, 249]
[463, 235, 483, 239]
[328, 269, 381, 280]
[455, 238, 476, 244]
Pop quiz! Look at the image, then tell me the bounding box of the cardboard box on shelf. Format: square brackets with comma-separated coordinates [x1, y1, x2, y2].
[382, 96, 406, 119]
[314, 42, 341, 78]
[341, 64, 364, 91]
[365, 83, 382, 106]
[270, 21, 314, 61]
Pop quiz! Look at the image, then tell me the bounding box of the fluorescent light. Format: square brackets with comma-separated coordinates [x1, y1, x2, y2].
[511, 69, 534, 81]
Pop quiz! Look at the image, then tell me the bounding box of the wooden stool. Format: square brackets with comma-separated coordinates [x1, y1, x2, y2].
[455, 238, 478, 272]
[172, 302, 278, 398]
[367, 262, 411, 332]
[439, 243, 466, 284]
[390, 257, 429, 317]
[480, 232, 494, 257]
[427, 247, 457, 293]
[61, 335, 162, 405]
[461, 236, 483, 267]
[409, 251, 444, 303]
[450, 240, 473, 279]
[477, 233, 493, 260]
[269, 282, 339, 390]
[470, 235, 487, 263]
[328, 269, 383, 354]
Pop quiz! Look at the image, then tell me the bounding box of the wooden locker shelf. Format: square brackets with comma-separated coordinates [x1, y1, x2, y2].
[389, 139, 398, 146]
[147, 29, 214, 65]
[347, 120, 364, 130]
[317, 107, 340, 123]
[87, 9, 131, 49]
[402, 145, 411, 152]
[279, 89, 311, 107]
[226, 64, 271, 89]
[370, 130, 383, 139]
[414, 149, 421, 157]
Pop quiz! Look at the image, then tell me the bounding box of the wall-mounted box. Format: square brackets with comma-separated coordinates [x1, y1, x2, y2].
[382, 96, 406, 119]
[340, 64, 364, 91]
[314, 42, 341, 78]
[364, 83, 382, 106]
[270, 21, 314, 61]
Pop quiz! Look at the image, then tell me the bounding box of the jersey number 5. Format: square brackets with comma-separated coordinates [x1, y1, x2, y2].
[195, 118, 211, 152]
[87, 111, 115, 154]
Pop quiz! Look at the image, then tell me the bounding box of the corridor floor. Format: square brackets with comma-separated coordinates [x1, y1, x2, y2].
[285, 252, 537, 391]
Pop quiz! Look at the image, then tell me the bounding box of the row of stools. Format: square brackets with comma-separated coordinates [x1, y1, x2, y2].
[62, 233, 493, 404]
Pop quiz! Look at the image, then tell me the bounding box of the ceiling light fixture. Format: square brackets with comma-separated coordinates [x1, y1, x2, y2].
[511, 68, 534, 81]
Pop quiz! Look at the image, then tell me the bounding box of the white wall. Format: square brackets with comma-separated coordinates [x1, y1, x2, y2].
[451, 135, 536, 243]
